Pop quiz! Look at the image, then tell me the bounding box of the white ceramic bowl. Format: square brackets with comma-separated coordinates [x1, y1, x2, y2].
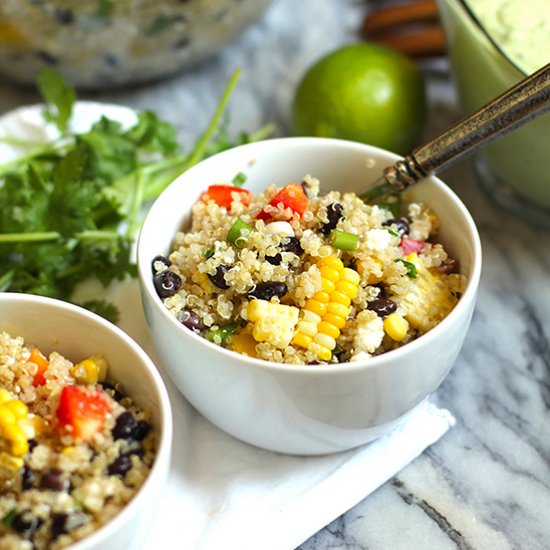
[137, 137, 481, 456]
[0, 293, 172, 549]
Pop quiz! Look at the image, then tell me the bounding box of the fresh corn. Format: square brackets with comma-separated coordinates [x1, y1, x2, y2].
[229, 332, 258, 357]
[0, 390, 30, 458]
[384, 313, 409, 341]
[71, 354, 108, 385]
[247, 300, 299, 349]
[393, 254, 458, 332]
[0, 451, 24, 472]
[293, 257, 360, 361]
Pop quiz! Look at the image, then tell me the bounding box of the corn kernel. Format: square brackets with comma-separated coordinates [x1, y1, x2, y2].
[4, 425, 28, 456]
[308, 342, 332, 362]
[327, 302, 350, 319]
[0, 389, 12, 405]
[406, 252, 420, 266]
[18, 417, 36, 440]
[312, 290, 330, 303]
[292, 332, 313, 349]
[0, 407, 16, 429]
[329, 290, 351, 307]
[71, 359, 100, 385]
[247, 300, 299, 349]
[321, 278, 336, 293]
[317, 321, 340, 340]
[297, 320, 318, 337]
[319, 256, 344, 271]
[305, 299, 327, 317]
[341, 267, 361, 286]
[0, 451, 23, 471]
[384, 313, 409, 341]
[336, 280, 358, 299]
[230, 332, 258, 357]
[5, 400, 28, 421]
[314, 332, 336, 350]
[322, 313, 347, 329]
[302, 310, 322, 324]
[89, 354, 108, 382]
[320, 265, 341, 283]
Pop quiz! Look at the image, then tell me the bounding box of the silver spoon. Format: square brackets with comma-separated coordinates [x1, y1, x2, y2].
[360, 62, 550, 202]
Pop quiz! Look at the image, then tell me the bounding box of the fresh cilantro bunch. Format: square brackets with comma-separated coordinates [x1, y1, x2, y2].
[0, 68, 273, 322]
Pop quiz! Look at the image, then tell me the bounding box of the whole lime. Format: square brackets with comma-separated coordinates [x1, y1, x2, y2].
[292, 43, 427, 154]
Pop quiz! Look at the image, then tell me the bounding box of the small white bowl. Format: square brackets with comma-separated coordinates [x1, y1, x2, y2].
[137, 137, 481, 456]
[0, 293, 173, 549]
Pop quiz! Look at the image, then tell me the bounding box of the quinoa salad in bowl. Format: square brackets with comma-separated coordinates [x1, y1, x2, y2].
[0, 332, 157, 549]
[152, 175, 467, 365]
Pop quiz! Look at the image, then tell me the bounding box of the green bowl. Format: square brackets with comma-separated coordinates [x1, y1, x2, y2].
[437, 0, 550, 227]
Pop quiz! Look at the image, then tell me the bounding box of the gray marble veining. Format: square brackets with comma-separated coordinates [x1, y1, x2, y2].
[1, 0, 549, 548]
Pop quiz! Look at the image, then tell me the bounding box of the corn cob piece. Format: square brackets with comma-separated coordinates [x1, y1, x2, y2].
[293, 256, 360, 361]
[393, 252, 458, 333]
[247, 300, 299, 349]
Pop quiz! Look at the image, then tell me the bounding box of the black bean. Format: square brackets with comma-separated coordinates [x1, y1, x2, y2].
[367, 298, 398, 317]
[320, 202, 344, 234]
[151, 255, 171, 274]
[12, 510, 42, 539]
[112, 411, 138, 440]
[132, 420, 151, 441]
[249, 282, 288, 300]
[28, 439, 38, 452]
[281, 237, 303, 256]
[40, 469, 69, 492]
[208, 265, 230, 289]
[265, 253, 283, 265]
[51, 512, 86, 539]
[153, 270, 182, 298]
[54, 8, 74, 24]
[108, 455, 133, 478]
[21, 465, 35, 491]
[382, 218, 409, 237]
[178, 308, 204, 332]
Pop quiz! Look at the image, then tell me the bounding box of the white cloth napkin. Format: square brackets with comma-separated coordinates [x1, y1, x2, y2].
[141, 390, 454, 550]
[0, 104, 455, 550]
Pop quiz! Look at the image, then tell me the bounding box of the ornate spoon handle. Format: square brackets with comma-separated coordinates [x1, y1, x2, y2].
[362, 62, 550, 200]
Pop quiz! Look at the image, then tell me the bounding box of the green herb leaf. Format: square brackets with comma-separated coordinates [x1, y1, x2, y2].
[395, 258, 418, 278]
[36, 67, 76, 135]
[78, 299, 120, 324]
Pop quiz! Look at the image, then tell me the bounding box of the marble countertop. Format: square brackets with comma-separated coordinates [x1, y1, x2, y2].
[1, 1, 549, 548]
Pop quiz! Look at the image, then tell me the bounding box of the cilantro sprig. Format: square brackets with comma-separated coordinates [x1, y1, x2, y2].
[0, 68, 274, 322]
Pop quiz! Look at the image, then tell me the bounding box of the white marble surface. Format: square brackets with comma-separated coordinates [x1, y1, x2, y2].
[1, 0, 550, 548]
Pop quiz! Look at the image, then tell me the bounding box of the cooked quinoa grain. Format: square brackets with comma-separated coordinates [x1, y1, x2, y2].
[154, 176, 467, 364]
[0, 333, 156, 549]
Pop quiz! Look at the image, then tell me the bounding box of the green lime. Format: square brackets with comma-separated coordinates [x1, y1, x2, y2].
[292, 43, 427, 155]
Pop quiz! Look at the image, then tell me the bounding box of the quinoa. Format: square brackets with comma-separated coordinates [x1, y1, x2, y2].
[0, 333, 156, 549]
[152, 175, 467, 364]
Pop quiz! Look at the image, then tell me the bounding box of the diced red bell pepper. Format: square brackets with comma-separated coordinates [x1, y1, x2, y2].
[201, 184, 251, 209]
[256, 182, 308, 221]
[400, 236, 426, 256]
[56, 385, 110, 441]
[29, 348, 49, 387]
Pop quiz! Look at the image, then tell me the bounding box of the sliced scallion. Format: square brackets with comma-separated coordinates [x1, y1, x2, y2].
[227, 218, 253, 248]
[329, 229, 358, 251]
[395, 258, 418, 278]
[204, 323, 238, 345]
[231, 171, 247, 187]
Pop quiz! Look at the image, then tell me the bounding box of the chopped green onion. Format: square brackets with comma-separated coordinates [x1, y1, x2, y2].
[227, 218, 253, 248]
[329, 230, 358, 251]
[231, 171, 247, 187]
[2, 509, 16, 528]
[385, 227, 399, 237]
[204, 247, 214, 259]
[204, 323, 238, 345]
[395, 259, 418, 278]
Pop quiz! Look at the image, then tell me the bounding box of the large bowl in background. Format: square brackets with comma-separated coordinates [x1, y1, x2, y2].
[0, 0, 272, 89]
[437, 0, 550, 228]
[137, 137, 482, 456]
[0, 293, 173, 550]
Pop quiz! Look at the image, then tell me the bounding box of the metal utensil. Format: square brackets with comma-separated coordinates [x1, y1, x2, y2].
[361, 62, 550, 202]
